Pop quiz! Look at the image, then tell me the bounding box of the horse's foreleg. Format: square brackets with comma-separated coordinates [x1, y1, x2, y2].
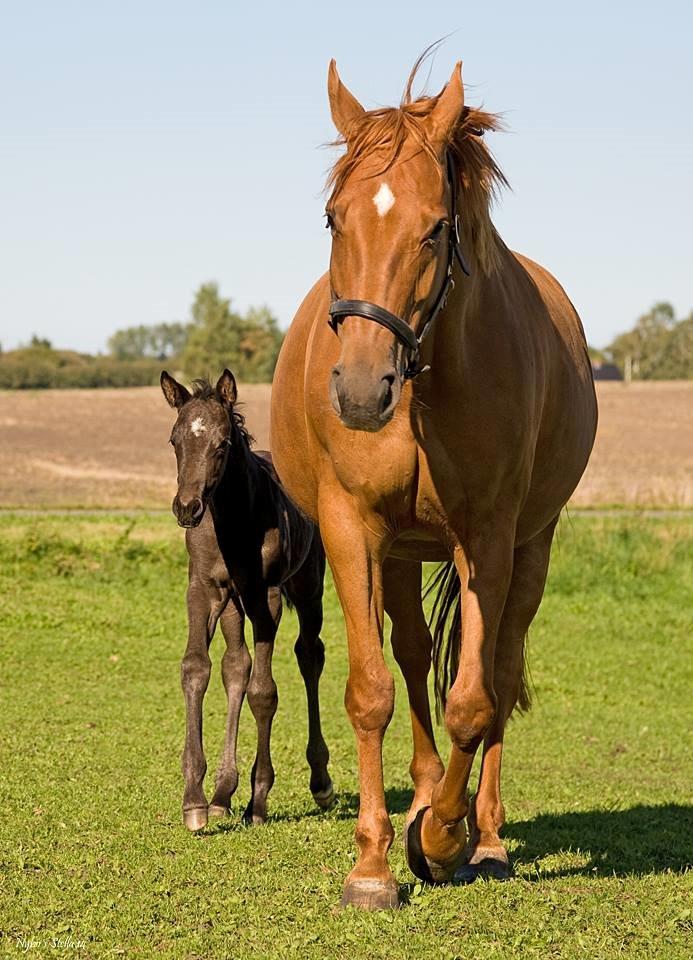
[417, 529, 514, 881]
[319, 490, 397, 910]
[459, 520, 556, 880]
[243, 586, 280, 825]
[382, 558, 444, 868]
[208, 593, 251, 819]
[293, 581, 334, 809]
[180, 581, 221, 831]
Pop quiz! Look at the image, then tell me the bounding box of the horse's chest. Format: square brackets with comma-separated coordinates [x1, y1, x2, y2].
[328, 429, 419, 512]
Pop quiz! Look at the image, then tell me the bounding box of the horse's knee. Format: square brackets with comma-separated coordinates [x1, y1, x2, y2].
[345, 670, 394, 733]
[221, 645, 251, 689]
[181, 651, 211, 695]
[294, 633, 326, 676]
[445, 686, 496, 751]
[247, 678, 278, 720]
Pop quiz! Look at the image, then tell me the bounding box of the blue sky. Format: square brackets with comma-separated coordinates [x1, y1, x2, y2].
[1, 0, 691, 352]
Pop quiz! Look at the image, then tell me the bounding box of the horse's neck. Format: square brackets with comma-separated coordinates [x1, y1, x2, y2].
[210, 431, 258, 519]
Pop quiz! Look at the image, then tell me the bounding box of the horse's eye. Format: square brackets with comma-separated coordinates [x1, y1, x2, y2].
[324, 211, 335, 232]
[425, 219, 448, 244]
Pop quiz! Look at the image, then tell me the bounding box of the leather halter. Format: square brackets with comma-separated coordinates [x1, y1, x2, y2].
[327, 150, 470, 380]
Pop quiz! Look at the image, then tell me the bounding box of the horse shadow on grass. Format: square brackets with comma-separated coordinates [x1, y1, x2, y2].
[505, 803, 692, 878]
[204, 793, 692, 880]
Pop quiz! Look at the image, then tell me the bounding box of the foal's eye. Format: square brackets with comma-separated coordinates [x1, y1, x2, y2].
[324, 211, 335, 232]
[424, 219, 448, 245]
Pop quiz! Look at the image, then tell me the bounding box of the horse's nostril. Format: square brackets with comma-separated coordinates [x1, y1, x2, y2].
[191, 498, 204, 520]
[378, 374, 396, 417]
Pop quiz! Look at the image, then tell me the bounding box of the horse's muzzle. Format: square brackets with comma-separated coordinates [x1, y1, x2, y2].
[173, 495, 205, 528]
[329, 362, 400, 432]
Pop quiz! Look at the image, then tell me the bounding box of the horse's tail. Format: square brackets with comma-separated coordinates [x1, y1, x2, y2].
[425, 562, 532, 723]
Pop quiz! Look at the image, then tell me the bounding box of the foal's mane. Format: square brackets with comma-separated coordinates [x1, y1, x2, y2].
[190, 378, 255, 447]
[327, 57, 508, 274]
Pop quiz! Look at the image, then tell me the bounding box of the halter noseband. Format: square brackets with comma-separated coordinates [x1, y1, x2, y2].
[327, 150, 470, 380]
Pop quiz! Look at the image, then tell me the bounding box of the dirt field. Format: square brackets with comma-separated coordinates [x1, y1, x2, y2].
[0, 381, 691, 509]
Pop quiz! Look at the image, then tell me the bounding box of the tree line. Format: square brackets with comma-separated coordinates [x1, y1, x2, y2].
[593, 302, 693, 380]
[2, 292, 692, 389]
[0, 283, 284, 389]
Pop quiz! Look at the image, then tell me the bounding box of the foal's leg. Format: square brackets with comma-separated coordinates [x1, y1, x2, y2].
[208, 593, 251, 819]
[382, 558, 444, 864]
[319, 489, 397, 910]
[242, 586, 281, 825]
[181, 581, 226, 831]
[292, 583, 334, 808]
[460, 520, 557, 880]
[416, 525, 515, 881]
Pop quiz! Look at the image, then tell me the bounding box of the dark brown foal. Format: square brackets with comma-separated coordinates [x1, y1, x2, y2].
[161, 368, 334, 831]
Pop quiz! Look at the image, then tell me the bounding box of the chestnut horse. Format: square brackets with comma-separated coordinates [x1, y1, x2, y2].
[270, 58, 597, 909]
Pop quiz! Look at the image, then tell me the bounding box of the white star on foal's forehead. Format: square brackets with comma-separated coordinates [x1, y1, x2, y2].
[190, 417, 207, 437]
[373, 182, 395, 217]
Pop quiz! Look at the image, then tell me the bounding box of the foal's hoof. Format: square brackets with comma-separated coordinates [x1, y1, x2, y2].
[183, 807, 208, 832]
[404, 807, 466, 884]
[454, 847, 510, 884]
[339, 878, 400, 911]
[312, 780, 336, 810]
[207, 803, 230, 821]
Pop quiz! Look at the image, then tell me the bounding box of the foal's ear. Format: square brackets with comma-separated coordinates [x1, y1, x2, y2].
[215, 368, 237, 407]
[160, 371, 191, 409]
[426, 61, 465, 152]
[328, 59, 365, 138]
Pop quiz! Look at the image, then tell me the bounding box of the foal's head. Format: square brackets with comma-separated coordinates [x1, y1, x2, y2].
[161, 369, 244, 527]
[324, 59, 504, 431]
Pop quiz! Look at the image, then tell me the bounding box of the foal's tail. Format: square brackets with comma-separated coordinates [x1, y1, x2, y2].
[425, 561, 532, 723]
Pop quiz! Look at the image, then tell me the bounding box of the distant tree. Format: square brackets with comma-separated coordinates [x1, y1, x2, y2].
[29, 334, 52, 349]
[606, 302, 681, 379]
[181, 283, 283, 382]
[108, 322, 188, 360]
[650, 313, 693, 379]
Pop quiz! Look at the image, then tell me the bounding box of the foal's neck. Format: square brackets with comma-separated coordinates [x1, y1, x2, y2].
[209, 416, 257, 518]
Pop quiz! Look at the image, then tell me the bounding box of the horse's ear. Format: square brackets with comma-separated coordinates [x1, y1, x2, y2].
[160, 370, 190, 409]
[426, 61, 465, 151]
[328, 59, 365, 138]
[216, 368, 237, 407]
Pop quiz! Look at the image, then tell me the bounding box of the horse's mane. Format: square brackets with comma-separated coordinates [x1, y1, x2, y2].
[327, 57, 508, 274]
[190, 378, 255, 447]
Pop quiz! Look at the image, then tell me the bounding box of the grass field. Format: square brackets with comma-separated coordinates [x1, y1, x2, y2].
[0, 513, 691, 958]
[1, 381, 692, 509]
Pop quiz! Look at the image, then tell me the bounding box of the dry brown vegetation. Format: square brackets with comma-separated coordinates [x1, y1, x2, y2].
[0, 381, 691, 509]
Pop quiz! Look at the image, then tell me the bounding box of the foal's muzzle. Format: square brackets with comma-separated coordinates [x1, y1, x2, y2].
[173, 494, 205, 528]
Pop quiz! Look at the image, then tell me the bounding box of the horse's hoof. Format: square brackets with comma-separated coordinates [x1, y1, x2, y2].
[404, 807, 465, 884]
[454, 847, 510, 884]
[339, 878, 400, 911]
[242, 804, 266, 827]
[312, 780, 336, 810]
[183, 807, 208, 832]
[207, 803, 230, 820]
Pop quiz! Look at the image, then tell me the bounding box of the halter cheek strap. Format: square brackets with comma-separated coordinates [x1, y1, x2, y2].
[327, 150, 470, 380]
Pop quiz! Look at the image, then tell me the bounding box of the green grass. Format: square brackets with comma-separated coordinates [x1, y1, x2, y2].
[0, 513, 691, 959]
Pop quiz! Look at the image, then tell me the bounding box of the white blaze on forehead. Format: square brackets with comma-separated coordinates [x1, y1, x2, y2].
[190, 417, 207, 437]
[373, 182, 395, 217]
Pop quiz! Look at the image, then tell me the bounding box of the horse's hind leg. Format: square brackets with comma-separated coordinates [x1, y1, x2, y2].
[383, 558, 445, 871]
[293, 581, 334, 809]
[459, 520, 557, 881]
[208, 593, 251, 819]
[242, 586, 281, 825]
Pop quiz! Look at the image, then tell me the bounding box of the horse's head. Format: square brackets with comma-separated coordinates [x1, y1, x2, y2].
[324, 61, 466, 432]
[161, 369, 238, 527]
